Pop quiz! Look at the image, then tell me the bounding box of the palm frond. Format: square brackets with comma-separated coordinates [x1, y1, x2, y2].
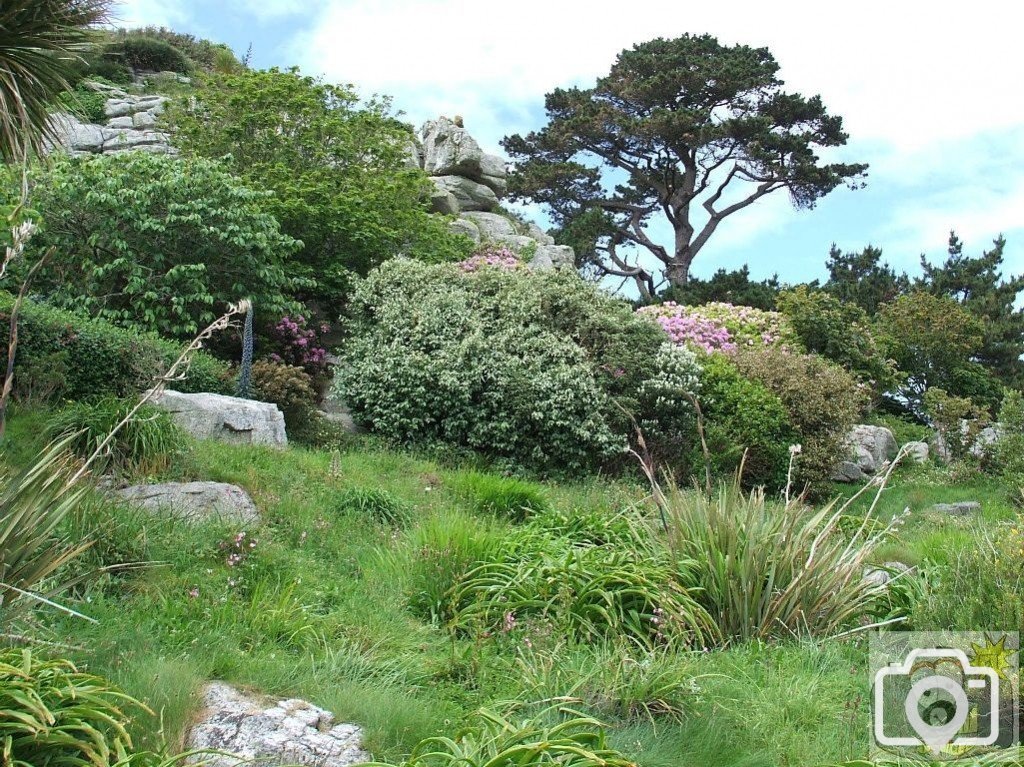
[0, 0, 110, 163]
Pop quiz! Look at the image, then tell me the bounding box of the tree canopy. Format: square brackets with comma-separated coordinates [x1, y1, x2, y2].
[502, 34, 866, 299]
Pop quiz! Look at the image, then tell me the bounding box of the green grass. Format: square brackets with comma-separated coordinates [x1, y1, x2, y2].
[2, 408, 1019, 766]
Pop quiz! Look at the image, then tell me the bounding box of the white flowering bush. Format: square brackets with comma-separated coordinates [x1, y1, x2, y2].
[337, 259, 666, 473]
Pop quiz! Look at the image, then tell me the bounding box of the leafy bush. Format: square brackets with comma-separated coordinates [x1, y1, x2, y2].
[251, 360, 317, 437]
[170, 67, 472, 315]
[0, 292, 232, 401]
[994, 389, 1024, 499]
[661, 481, 892, 641]
[639, 300, 800, 354]
[265, 315, 331, 382]
[338, 260, 666, 473]
[335, 486, 412, 527]
[457, 244, 523, 273]
[46, 398, 185, 476]
[108, 35, 191, 73]
[66, 52, 133, 85]
[452, 471, 549, 522]
[635, 343, 702, 466]
[777, 286, 897, 396]
[877, 291, 988, 412]
[363, 706, 635, 767]
[27, 152, 301, 338]
[732, 347, 867, 489]
[697, 354, 798, 489]
[923, 387, 990, 462]
[116, 26, 236, 72]
[56, 83, 107, 122]
[0, 649, 148, 766]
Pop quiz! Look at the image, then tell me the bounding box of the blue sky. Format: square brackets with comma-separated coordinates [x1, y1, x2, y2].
[115, 0, 1024, 287]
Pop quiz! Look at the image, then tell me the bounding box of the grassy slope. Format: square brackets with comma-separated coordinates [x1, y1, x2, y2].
[2, 408, 1017, 766]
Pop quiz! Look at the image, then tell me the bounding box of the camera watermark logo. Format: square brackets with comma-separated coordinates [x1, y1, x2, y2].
[871, 632, 1019, 760]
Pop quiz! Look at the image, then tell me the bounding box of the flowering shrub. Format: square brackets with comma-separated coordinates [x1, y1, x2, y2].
[457, 245, 522, 273]
[638, 301, 800, 354]
[337, 259, 665, 473]
[266, 315, 330, 378]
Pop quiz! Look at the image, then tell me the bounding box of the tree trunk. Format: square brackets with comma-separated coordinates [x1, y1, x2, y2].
[665, 260, 691, 289]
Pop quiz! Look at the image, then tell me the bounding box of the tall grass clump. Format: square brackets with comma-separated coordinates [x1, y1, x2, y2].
[452, 471, 550, 522]
[47, 397, 186, 476]
[657, 474, 902, 642]
[359, 706, 635, 767]
[335, 486, 412, 527]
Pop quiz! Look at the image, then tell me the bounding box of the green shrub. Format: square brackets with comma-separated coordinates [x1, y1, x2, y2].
[0, 649, 148, 766]
[732, 347, 867, 489]
[634, 342, 702, 468]
[108, 35, 191, 73]
[335, 486, 412, 527]
[777, 285, 897, 397]
[66, 52, 133, 86]
[696, 354, 798, 489]
[924, 387, 989, 462]
[661, 481, 892, 642]
[452, 471, 549, 522]
[251, 359, 317, 438]
[338, 260, 665, 474]
[0, 292, 232, 401]
[56, 83, 107, 122]
[27, 152, 301, 339]
[994, 389, 1024, 501]
[116, 26, 235, 72]
[46, 398, 185, 476]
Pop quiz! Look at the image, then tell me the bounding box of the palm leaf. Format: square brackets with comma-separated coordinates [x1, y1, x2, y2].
[0, 0, 109, 163]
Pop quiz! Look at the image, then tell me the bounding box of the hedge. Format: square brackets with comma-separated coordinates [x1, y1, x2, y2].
[0, 292, 232, 401]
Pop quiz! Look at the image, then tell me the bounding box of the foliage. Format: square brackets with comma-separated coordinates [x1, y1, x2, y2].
[56, 81, 108, 122]
[918, 232, 1024, 389]
[634, 343, 702, 468]
[661, 480, 892, 641]
[777, 285, 897, 396]
[452, 471, 549, 522]
[877, 291, 990, 412]
[106, 34, 191, 74]
[994, 389, 1024, 501]
[639, 301, 799, 354]
[335, 486, 412, 527]
[660, 266, 780, 311]
[337, 259, 666, 473]
[26, 152, 301, 339]
[401, 512, 505, 624]
[696, 353, 798, 489]
[0, 292, 232, 402]
[169, 67, 471, 315]
[866, 412, 932, 447]
[47, 398, 185, 476]
[0, 0, 109, 163]
[251, 359, 317, 436]
[0, 648, 150, 766]
[503, 33, 865, 297]
[0, 439, 92, 630]
[732, 347, 866, 489]
[822, 244, 908, 315]
[113, 26, 238, 72]
[66, 53, 133, 86]
[912, 522, 1024, 632]
[360, 706, 636, 767]
[453, 535, 716, 649]
[265, 314, 331, 384]
[923, 387, 990, 463]
[457, 245, 523, 273]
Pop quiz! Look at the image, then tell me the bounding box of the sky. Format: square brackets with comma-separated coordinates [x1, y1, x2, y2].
[113, 0, 1024, 287]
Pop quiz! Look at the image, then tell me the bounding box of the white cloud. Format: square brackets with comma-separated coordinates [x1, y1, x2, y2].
[112, 0, 189, 28]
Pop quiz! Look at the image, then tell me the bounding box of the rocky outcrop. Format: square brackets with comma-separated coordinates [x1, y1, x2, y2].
[414, 116, 575, 271]
[151, 390, 287, 447]
[187, 682, 370, 767]
[48, 84, 175, 157]
[117, 482, 259, 525]
[831, 424, 898, 482]
[932, 501, 981, 516]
